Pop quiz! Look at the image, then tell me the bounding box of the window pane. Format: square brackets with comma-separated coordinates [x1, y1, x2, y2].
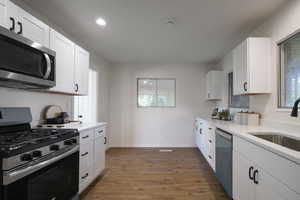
[137, 78, 176, 107]
[138, 79, 157, 107]
[280, 33, 300, 108]
[157, 79, 176, 107]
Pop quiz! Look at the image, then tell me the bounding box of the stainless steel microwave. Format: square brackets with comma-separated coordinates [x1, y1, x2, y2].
[0, 25, 55, 89]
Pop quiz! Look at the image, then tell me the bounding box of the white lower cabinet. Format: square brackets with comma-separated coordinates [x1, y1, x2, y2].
[94, 127, 106, 177]
[233, 136, 300, 200]
[79, 125, 106, 193]
[233, 150, 256, 200]
[79, 129, 94, 193]
[195, 119, 216, 171]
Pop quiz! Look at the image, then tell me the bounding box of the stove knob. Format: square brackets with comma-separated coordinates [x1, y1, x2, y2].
[32, 150, 42, 158]
[21, 154, 33, 161]
[64, 140, 73, 146]
[50, 145, 60, 151]
[71, 138, 77, 144]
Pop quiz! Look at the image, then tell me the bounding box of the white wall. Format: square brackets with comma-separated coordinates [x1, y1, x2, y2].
[109, 64, 214, 147]
[0, 88, 71, 125]
[218, 0, 300, 127]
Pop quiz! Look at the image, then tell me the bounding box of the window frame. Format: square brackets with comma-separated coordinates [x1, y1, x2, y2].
[278, 31, 300, 109]
[137, 78, 176, 108]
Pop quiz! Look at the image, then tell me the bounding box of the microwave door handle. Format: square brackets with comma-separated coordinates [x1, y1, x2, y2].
[43, 53, 51, 79]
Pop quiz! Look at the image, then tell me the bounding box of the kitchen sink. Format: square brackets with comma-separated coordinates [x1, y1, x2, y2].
[249, 133, 300, 152]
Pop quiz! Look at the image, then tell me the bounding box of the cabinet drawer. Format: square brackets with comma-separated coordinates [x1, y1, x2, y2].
[94, 126, 105, 138]
[235, 136, 300, 194]
[80, 129, 93, 143]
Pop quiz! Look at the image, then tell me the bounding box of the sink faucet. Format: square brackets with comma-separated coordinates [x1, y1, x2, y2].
[291, 98, 300, 117]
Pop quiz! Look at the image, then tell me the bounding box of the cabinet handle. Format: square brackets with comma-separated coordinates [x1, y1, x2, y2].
[75, 83, 79, 92]
[249, 166, 254, 180]
[208, 128, 212, 130]
[81, 173, 89, 179]
[17, 22, 22, 34]
[208, 93, 210, 99]
[82, 135, 89, 139]
[199, 129, 202, 134]
[9, 17, 15, 31]
[208, 155, 212, 159]
[243, 82, 248, 92]
[98, 130, 104, 134]
[209, 140, 212, 143]
[78, 115, 83, 118]
[253, 170, 259, 184]
[81, 152, 88, 157]
[104, 136, 107, 144]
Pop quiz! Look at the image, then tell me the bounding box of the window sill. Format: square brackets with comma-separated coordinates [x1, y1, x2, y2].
[276, 108, 293, 112]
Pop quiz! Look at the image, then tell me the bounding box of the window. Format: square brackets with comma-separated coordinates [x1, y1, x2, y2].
[228, 72, 249, 108]
[279, 32, 300, 108]
[137, 78, 176, 107]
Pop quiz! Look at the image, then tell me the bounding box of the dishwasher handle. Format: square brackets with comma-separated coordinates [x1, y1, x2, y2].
[216, 129, 232, 141]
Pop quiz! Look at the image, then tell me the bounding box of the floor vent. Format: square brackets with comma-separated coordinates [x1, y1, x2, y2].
[159, 149, 173, 152]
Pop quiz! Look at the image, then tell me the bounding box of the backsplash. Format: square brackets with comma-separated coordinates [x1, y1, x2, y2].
[0, 88, 72, 125]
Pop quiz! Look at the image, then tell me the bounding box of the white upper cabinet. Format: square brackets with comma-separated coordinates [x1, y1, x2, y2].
[5, 1, 50, 47]
[233, 38, 271, 95]
[0, 0, 7, 27]
[1, 1, 90, 95]
[50, 29, 75, 94]
[74, 45, 90, 95]
[206, 71, 223, 100]
[19, 9, 50, 47]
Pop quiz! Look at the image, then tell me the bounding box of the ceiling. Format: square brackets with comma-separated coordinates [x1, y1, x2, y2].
[18, 0, 287, 64]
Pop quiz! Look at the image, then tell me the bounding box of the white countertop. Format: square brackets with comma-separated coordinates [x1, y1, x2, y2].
[197, 117, 300, 165]
[74, 122, 107, 132]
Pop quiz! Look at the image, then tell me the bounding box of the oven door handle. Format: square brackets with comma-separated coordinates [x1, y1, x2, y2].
[3, 146, 79, 185]
[43, 53, 52, 79]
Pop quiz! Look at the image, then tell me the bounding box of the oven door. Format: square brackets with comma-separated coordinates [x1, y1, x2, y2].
[1, 149, 79, 200]
[0, 26, 55, 88]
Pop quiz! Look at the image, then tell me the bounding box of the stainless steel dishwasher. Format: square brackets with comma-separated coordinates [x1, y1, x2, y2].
[215, 128, 232, 198]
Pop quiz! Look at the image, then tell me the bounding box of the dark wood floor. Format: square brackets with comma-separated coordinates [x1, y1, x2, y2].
[81, 148, 230, 200]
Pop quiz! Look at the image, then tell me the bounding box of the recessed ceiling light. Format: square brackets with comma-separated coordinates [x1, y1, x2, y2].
[96, 17, 107, 27]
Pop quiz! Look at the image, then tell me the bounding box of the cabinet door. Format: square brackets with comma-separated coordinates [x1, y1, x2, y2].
[234, 152, 255, 200]
[255, 166, 300, 200]
[19, 9, 50, 47]
[94, 134, 105, 177]
[206, 72, 212, 99]
[79, 140, 94, 193]
[0, 0, 7, 28]
[6, 1, 21, 32]
[233, 41, 248, 95]
[74, 45, 89, 95]
[195, 128, 201, 150]
[50, 29, 75, 94]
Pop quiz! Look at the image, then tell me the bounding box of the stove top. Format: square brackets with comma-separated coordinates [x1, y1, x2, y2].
[0, 128, 78, 157]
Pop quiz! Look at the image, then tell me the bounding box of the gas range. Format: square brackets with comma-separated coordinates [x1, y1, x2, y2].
[0, 126, 78, 172]
[0, 125, 78, 158]
[0, 108, 79, 200]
